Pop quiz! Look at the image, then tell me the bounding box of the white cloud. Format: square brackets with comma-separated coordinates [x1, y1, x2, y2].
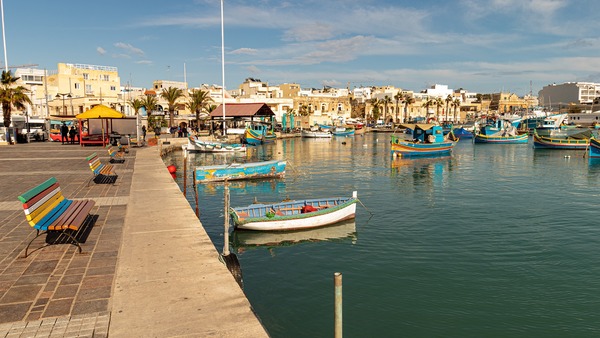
[114, 42, 145, 57]
[97, 47, 106, 55]
[230, 48, 258, 55]
[136, 60, 153, 65]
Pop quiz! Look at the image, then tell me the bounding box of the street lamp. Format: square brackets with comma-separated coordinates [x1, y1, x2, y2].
[55, 93, 72, 115]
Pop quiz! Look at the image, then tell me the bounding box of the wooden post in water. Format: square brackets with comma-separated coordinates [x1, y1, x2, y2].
[223, 179, 230, 256]
[334, 272, 342, 338]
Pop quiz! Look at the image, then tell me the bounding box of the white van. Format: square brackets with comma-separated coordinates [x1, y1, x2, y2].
[4, 115, 49, 142]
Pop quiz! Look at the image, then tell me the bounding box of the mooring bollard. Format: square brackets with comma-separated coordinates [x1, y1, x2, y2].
[334, 272, 342, 338]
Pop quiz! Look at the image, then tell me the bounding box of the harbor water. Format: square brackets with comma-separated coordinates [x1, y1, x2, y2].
[164, 133, 600, 337]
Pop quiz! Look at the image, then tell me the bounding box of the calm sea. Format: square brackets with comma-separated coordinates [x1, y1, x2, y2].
[164, 133, 600, 338]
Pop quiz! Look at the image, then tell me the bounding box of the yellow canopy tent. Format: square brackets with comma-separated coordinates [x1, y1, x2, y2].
[76, 105, 125, 146]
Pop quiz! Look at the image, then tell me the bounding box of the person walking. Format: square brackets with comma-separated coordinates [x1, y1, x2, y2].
[142, 125, 147, 141]
[60, 123, 69, 144]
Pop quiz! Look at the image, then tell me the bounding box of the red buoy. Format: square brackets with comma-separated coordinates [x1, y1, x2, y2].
[167, 165, 177, 173]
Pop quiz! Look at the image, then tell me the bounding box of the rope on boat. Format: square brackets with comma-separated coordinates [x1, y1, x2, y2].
[356, 198, 373, 216]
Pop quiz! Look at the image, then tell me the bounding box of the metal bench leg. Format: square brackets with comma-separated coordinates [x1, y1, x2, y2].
[24, 229, 47, 258]
[54, 230, 83, 254]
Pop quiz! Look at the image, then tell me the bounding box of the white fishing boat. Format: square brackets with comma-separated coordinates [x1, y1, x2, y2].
[230, 191, 357, 231]
[185, 136, 246, 153]
[301, 127, 332, 138]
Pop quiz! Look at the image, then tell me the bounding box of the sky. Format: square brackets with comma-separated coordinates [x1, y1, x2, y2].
[4, 0, 600, 96]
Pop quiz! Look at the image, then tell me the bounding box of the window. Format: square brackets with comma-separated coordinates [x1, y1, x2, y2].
[102, 75, 110, 81]
[85, 84, 92, 93]
[110, 86, 116, 91]
[83, 73, 89, 80]
[74, 83, 80, 89]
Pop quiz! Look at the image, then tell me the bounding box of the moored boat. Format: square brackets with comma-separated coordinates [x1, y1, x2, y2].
[332, 127, 355, 137]
[533, 132, 590, 150]
[301, 127, 332, 138]
[229, 191, 358, 231]
[244, 123, 277, 145]
[452, 127, 474, 140]
[588, 137, 600, 158]
[186, 136, 246, 153]
[473, 133, 529, 144]
[390, 124, 457, 157]
[195, 159, 286, 182]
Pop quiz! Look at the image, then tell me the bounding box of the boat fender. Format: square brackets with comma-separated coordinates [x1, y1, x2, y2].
[167, 165, 177, 173]
[301, 205, 318, 213]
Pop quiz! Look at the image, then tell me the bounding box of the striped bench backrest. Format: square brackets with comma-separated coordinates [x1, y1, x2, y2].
[107, 145, 117, 157]
[18, 177, 72, 231]
[86, 153, 104, 175]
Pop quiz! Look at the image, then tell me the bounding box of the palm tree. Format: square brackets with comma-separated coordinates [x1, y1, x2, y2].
[160, 87, 184, 128]
[369, 98, 381, 123]
[186, 89, 212, 129]
[435, 97, 444, 121]
[445, 94, 453, 122]
[422, 98, 434, 121]
[128, 98, 144, 115]
[402, 94, 415, 123]
[393, 92, 402, 123]
[382, 95, 392, 124]
[452, 98, 461, 123]
[141, 94, 159, 127]
[0, 70, 32, 144]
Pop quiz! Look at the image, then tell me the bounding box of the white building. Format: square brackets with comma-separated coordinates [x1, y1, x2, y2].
[538, 82, 600, 108]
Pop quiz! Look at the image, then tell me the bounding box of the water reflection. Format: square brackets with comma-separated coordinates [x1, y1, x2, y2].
[232, 219, 357, 255]
[197, 179, 286, 197]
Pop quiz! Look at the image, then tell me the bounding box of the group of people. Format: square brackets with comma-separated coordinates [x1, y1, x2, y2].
[60, 122, 79, 145]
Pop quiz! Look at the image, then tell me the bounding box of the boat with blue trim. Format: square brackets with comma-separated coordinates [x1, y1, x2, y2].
[390, 124, 457, 157]
[195, 159, 286, 182]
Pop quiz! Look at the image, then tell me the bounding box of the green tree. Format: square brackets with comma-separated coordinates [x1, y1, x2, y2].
[402, 94, 415, 123]
[160, 87, 184, 128]
[186, 89, 212, 128]
[422, 98, 434, 121]
[369, 98, 381, 122]
[435, 97, 444, 121]
[0, 70, 32, 144]
[452, 98, 461, 123]
[381, 95, 392, 123]
[141, 94, 159, 128]
[128, 98, 144, 115]
[393, 92, 402, 123]
[445, 94, 453, 122]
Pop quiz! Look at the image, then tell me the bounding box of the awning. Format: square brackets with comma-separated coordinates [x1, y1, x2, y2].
[400, 123, 437, 131]
[76, 104, 125, 119]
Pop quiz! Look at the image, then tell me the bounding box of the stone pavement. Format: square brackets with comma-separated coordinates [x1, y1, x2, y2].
[0, 141, 267, 337]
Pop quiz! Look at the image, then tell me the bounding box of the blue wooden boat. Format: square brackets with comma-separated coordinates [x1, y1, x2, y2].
[332, 127, 355, 137]
[474, 133, 528, 144]
[533, 131, 589, 150]
[230, 191, 358, 231]
[390, 124, 457, 157]
[452, 127, 473, 140]
[588, 137, 600, 158]
[195, 159, 286, 182]
[244, 123, 277, 145]
[474, 119, 529, 144]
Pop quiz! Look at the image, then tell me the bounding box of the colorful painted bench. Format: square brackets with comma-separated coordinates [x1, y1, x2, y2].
[86, 152, 118, 184]
[107, 145, 125, 163]
[19, 177, 96, 257]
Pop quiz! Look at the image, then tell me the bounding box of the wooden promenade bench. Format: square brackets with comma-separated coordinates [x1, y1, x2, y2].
[18, 177, 96, 257]
[87, 152, 118, 184]
[107, 145, 125, 163]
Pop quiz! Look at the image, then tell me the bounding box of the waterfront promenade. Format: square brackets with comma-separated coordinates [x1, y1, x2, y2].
[0, 140, 267, 337]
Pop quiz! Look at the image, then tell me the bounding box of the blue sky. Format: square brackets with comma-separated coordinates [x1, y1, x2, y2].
[4, 0, 600, 95]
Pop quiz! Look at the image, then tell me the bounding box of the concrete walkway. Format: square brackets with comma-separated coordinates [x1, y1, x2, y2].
[0, 141, 267, 337]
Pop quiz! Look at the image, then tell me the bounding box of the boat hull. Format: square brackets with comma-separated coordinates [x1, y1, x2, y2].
[244, 128, 277, 145]
[589, 138, 600, 158]
[230, 193, 358, 231]
[195, 160, 286, 182]
[533, 133, 589, 149]
[473, 133, 529, 144]
[301, 130, 332, 138]
[390, 135, 456, 157]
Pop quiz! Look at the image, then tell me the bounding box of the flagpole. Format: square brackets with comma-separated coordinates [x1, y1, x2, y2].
[220, 0, 226, 136]
[1, 0, 8, 72]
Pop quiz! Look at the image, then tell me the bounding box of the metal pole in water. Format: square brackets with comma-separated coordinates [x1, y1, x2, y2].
[193, 172, 199, 218]
[183, 150, 187, 196]
[334, 272, 342, 338]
